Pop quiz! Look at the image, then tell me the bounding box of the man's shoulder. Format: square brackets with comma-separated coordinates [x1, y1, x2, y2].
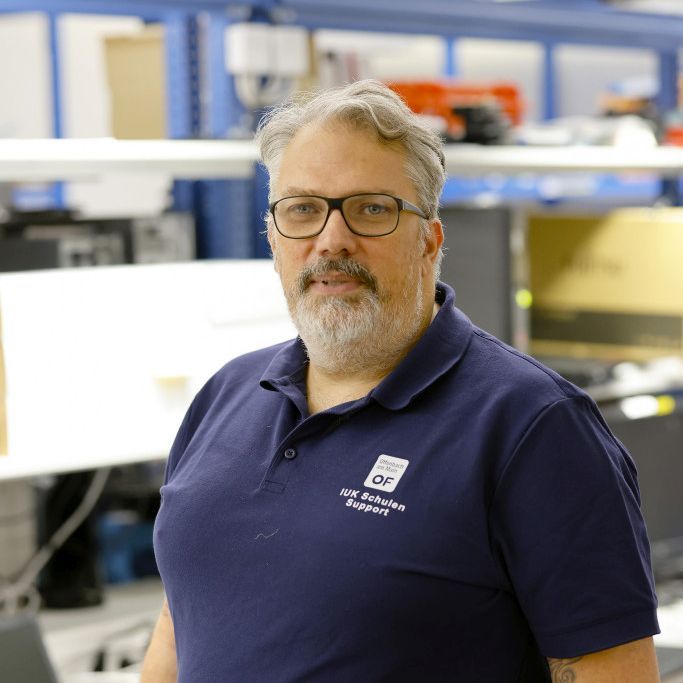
[219, 339, 294, 375]
[208, 338, 296, 388]
[163, 338, 299, 480]
[173, 338, 298, 439]
[463, 324, 585, 406]
[431, 299, 584, 410]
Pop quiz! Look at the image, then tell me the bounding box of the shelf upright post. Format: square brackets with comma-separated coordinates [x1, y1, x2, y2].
[47, 11, 64, 209]
[657, 49, 681, 205]
[444, 36, 458, 78]
[657, 49, 679, 115]
[195, 11, 255, 259]
[542, 42, 557, 121]
[165, 10, 198, 218]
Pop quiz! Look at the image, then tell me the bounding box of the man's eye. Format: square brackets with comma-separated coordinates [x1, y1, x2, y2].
[362, 203, 388, 215]
[289, 203, 319, 215]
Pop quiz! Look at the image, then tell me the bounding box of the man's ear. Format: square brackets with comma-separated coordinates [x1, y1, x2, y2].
[266, 222, 279, 272]
[423, 219, 444, 263]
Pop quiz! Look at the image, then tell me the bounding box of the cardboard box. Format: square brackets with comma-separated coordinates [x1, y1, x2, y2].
[104, 26, 166, 139]
[529, 208, 683, 361]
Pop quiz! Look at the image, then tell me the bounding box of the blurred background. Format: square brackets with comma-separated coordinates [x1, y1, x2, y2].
[1, 0, 683, 680]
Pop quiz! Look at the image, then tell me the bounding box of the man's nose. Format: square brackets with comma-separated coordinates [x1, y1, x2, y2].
[313, 208, 358, 255]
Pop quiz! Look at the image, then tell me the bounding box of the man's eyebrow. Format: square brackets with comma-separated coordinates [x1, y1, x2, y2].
[278, 187, 398, 197]
[279, 187, 315, 197]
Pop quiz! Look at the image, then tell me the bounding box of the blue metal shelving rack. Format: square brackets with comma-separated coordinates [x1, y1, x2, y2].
[2, 0, 683, 254]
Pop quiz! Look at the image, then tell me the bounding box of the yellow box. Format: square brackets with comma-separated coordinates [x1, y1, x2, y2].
[529, 208, 683, 361]
[105, 26, 167, 139]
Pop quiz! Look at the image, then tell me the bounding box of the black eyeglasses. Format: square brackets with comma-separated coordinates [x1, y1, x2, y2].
[269, 193, 428, 239]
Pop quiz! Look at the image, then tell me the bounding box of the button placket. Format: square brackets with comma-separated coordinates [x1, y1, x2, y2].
[261, 442, 301, 492]
[260, 405, 366, 493]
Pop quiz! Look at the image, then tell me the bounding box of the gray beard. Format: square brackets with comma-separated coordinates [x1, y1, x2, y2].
[289, 261, 426, 376]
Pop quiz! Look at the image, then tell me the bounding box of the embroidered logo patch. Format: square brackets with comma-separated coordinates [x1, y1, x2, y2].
[363, 454, 409, 493]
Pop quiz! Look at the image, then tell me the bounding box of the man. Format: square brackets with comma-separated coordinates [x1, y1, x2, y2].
[143, 80, 660, 682]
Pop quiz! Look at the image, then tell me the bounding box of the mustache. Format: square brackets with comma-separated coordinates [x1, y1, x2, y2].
[297, 258, 379, 295]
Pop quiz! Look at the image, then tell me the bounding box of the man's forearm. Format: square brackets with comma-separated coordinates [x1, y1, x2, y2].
[140, 600, 177, 683]
[547, 637, 660, 682]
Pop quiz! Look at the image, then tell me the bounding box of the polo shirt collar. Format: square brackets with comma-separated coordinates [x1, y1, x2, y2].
[259, 337, 310, 415]
[259, 281, 473, 412]
[370, 281, 472, 410]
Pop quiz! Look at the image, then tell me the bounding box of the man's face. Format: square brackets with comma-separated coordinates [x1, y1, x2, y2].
[268, 121, 443, 367]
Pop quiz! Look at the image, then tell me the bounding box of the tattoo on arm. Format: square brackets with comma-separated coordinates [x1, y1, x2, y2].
[548, 657, 583, 682]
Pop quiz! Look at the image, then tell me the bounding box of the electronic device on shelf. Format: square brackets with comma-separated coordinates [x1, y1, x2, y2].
[0, 209, 195, 272]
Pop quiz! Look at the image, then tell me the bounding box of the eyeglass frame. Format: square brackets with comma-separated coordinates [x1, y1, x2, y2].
[268, 193, 428, 239]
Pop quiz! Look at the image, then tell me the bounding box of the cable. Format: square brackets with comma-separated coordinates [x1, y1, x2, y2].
[0, 467, 111, 615]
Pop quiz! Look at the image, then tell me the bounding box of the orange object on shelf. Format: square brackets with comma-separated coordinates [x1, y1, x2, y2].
[387, 80, 523, 140]
[664, 126, 683, 147]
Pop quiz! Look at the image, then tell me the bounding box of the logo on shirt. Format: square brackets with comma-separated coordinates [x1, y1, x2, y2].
[364, 454, 409, 492]
[338, 454, 409, 519]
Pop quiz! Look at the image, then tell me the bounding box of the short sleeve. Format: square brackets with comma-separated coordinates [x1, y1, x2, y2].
[491, 396, 659, 658]
[162, 399, 197, 486]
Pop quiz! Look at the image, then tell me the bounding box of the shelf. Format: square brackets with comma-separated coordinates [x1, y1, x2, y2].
[0, 138, 259, 181]
[440, 175, 660, 206]
[0, 451, 167, 482]
[443, 145, 683, 176]
[4, 140, 683, 184]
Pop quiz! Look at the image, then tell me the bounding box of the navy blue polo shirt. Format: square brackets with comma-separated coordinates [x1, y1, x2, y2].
[154, 282, 658, 682]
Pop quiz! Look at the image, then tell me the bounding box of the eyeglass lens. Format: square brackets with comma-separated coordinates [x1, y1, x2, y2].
[273, 194, 400, 237]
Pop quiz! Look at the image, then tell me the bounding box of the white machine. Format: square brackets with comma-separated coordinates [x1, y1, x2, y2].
[0, 260, 295, 480]
[225, 22, 310, 109]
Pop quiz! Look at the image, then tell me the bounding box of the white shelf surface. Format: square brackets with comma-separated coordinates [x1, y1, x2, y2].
[4, 140, 683, 182]
[445, 145, 683, 176]
[0, 138, 259, 181]
[0, 451, 168, 482]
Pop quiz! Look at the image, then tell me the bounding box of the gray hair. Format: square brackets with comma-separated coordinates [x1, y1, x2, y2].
[256, 79, 446, 278]
[256, 79, 446, 221]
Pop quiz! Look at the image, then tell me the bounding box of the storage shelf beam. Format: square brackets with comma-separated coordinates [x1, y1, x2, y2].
[2, 1, 683, 49]
[282, 0, 683, 50]
[6, 139, 683, 181]
[445, 146, 683, 177]
[0, 139, 258, 181]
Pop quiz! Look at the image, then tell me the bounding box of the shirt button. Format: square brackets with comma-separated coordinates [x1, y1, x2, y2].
[284, 448, 297, 460]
